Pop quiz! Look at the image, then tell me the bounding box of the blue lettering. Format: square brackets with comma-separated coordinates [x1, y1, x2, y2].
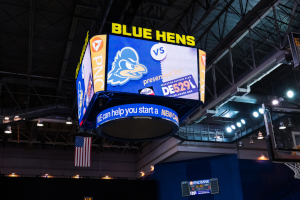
[153, 49, 159, 56]
[160, 47, 164, 54]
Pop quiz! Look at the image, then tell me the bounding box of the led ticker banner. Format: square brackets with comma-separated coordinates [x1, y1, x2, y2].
[96, 103, 179, 127]
[107, 35, 200, 100]
[76, 42, 94, 125]
[181, 178, 219, 197]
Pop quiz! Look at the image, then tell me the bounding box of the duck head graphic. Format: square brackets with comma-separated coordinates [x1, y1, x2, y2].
[108, 47, 148, 86]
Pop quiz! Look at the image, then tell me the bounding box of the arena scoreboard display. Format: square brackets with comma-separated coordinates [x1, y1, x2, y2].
[181, 178, 219, 197]
[75, 23, 206, 141]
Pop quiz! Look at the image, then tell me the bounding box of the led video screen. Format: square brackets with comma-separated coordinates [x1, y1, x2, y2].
[76, 42, 94, 125]
[106, 35, 201, 100]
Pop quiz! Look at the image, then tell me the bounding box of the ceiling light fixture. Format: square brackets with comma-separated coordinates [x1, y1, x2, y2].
[226, 127, 232, 133]
[238, 141, 244, 147]
[279, 122, 286, 129]
[253, 111, 259, 118]
[257, 131, 264, 139]
[66, 117, 72, 125]
[288, 118, 293, 127]
[287, 90, 294, 98]
[4, 117, 9, 120]
[37, 119, 44, 127]
[258, 108, 264, 114]
[231, 125, 236, 130]
[249, 137, 254, 144]
[236, 122, 242, 127]
[241, 119, 246, 124]
[4, 126, 12, 134]
[272, 99, 279, 105]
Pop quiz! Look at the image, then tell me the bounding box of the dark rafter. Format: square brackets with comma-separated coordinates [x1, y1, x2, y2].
[195, 0, 234, 45]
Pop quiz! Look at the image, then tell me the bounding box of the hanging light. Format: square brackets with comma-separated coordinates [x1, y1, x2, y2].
[238, 141, 244, 147]
[241, 119, 246, 124]
[4, 126, 12, 134]
[279, 122, 286, 129]
[151, 166, 154, 171]
[253, 111, 259, 118]
[37, 119, 44, 127]
[249, 137, 254, 144]
[257, 131, 264, 139]
[258, 108, 264, 114]
[236, 122, 242, 127]
[231, 125, 236, 130]
[66, 117, 72, 125]
[226, 127, 232, 133]
[140, 171, 145, 177]
[4, 117, 9, 120]
[287, 90, 294, 98]
[288, 118, 293, 127]
[272, 99, 279, 105]
[103, 175, 111, 179]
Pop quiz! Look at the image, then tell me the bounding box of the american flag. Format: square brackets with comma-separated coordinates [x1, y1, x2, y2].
[75, 136, 91, 167]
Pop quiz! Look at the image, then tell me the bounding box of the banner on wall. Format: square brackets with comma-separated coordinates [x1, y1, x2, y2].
[106, 35, 201, 100]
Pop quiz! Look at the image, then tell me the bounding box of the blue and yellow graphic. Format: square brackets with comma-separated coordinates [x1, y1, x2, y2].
[108, 47, 148, 86]
[107, 35, 200, 100]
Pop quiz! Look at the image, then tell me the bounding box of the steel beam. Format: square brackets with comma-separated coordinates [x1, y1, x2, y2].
[98, 0, 114, 33]
[171, 0, 196, 33]
[3, 83, 21, 110]
[281, 0, 298, 48]
[214, 64, 232, 86]
[195, 0, 235, 44]
[205, 0, 283, 71]
[28, 0, 34, 87]
[54, 124, 62, 145]
[56, 6, 80, 100]
[190, 0, 219, 35]
[187, 49, 285, 124]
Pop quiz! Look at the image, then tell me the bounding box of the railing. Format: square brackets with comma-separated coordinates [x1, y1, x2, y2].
[0, 173, 155, 180]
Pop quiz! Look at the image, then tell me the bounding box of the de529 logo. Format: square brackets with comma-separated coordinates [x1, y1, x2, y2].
[161, 75, 198, 98]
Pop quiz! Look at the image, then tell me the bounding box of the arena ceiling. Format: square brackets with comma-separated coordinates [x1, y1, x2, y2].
[0, 0, 300, 149]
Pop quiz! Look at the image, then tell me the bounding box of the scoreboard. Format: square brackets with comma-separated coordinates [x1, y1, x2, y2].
[181, 178, 219, 197]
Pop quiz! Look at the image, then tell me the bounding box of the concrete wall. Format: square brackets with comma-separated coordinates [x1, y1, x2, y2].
[0, 136, 270, 178]
[0, 143, 136, 177]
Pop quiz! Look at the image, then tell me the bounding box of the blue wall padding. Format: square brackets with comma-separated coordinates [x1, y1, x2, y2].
[186, 161, 213, 200]
[211, 155, 243, 200]
[154, 155, 294, 200]
[155, 162, 187, 200]
[239, 160, 294, 200]
[154, 155, 243, 200]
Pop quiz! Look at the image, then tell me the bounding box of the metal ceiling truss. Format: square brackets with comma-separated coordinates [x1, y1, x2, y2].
[176, 0, 300, 143]
[1, 0, 299, 146]
[186, 0, 299, 124]
[0, 121, 140, 151]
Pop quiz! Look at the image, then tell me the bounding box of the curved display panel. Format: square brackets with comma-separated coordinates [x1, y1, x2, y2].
[97, 104, 179, 140]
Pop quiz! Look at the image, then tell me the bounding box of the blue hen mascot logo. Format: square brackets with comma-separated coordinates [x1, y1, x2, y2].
[108, 47, 148, 86]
